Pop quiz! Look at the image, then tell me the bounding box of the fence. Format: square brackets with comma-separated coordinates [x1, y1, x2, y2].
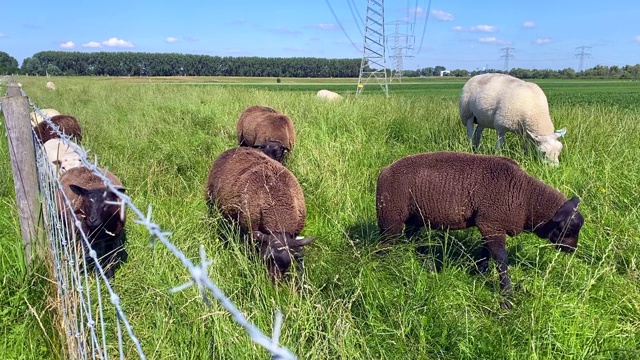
[1, 80, 297, 360]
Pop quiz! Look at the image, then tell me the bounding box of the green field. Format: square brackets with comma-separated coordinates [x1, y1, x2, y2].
[1, 76, 639, 359]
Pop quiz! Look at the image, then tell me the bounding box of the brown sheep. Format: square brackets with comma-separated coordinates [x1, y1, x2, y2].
[376, 151, 584, 308]
[236, 105, 295, 163]
[57, 166, 127, 279]
[34, 114, 83, 144]
[206, 147, 315, 279]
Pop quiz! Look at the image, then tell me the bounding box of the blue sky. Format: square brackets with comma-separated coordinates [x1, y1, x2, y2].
[2, 0, 639, 71]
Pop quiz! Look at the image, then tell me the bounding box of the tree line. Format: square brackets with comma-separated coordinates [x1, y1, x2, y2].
[2, 51, 640, 79]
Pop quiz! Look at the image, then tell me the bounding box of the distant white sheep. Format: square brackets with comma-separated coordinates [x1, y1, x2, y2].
[316, 89, 342, 101]
[46, 81, 56, 90]
[44, 139, 83, 176]
[459, 73, 566, 166]
[30, 108, 61, 127]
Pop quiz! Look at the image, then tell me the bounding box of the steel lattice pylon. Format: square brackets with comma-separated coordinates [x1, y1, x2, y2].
[388, 20, 414, 83]
[356, 0, 388, 96]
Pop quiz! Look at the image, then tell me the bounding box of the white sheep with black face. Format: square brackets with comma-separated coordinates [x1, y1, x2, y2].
[459, 73, 566, 166]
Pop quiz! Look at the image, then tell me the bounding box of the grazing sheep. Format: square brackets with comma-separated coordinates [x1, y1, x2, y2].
[33, 114, 82, 144]
[57, 166, 127, 279]
[206, 147, 316, 279]
[236, 105, 295, 163]
[316, 89, 343, 101]
[376, 151, 584, 308]
[43, 139, 83, 175]
[46, 81, 56, 90]
[30, 108, 61, 127]
[459, 73, 566, 166]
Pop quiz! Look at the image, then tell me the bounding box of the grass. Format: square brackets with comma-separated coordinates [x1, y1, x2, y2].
[1, 75, 639, 359]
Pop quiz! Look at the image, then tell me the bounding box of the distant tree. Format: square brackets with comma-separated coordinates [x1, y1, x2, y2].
[46, 64, 62, 76]
[0, 51, 19, 74]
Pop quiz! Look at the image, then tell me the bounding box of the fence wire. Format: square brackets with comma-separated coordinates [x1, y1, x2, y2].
[5, 84, 296, 360]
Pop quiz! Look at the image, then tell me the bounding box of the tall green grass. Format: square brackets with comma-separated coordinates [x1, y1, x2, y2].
[1, 76, 639, 359]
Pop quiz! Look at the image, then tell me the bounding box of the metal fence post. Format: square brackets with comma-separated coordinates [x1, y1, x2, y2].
[1, 82, 42, 267]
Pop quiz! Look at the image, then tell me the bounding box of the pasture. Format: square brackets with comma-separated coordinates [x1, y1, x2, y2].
[1, 76, 639, 359]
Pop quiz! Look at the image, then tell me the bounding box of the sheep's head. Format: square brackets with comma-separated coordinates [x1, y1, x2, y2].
[527, 128, 566, 166]
[69, 185, 126, 234]
[252, 231, 316, 279]
[535, 196, 584, 252]
[254, 142, 289, 163]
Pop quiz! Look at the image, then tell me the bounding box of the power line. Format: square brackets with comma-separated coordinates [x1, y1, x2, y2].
[347, 0, 365, 30]
[324, 0, 361, 54]
[500, 47, 515, 71]
[416, 0, 433, 54]
[574, 46, 592, 72]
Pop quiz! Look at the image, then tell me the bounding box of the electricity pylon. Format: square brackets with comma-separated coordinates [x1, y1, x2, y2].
[356, 0, 388, 96]
[574, 46, 592, 72]
[388, 20, 414, 82]
[500, 47, 515, 72]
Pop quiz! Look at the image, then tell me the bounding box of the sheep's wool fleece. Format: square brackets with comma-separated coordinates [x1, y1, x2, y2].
[207, 147, 306, 234]
[57, 166, 123, 211]
[460, 73, 555, 136]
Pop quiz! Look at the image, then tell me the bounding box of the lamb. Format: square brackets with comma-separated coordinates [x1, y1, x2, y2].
[376, 151, 584, 308]
[57, 166, 127, 279]
[33, 114, 82, 144]
[459, 73, 566, 166]
[236, 105, 295, 163]
[46, 81, 56, 90]
[43, 139, 83, 175]
[316, 89, 343, 101]
[30, 108, 61, 126]
[206, 147, 316, 279]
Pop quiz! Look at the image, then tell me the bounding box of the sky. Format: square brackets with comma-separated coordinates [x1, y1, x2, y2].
[2, 0, 640, 72]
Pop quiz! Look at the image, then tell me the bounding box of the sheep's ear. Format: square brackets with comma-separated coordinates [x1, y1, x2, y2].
[552, 196, 580, 223]
[52, 159, 62, 166]
[252, 231, 268, 243]
[526, 130, 541, 142]
[115, 187, 126, 194]
[69, 184, 89, 196]
[554, 128, 567, 138]
[290, 236, 316, 248]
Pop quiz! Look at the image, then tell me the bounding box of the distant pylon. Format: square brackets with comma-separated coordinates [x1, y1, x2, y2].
[356, 0, 388, 96]
[574, 46, 592, 72]
[388, 20, 414, 82]
[500, 47, 515, 72]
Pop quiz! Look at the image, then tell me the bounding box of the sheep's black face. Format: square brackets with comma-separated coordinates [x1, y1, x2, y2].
[252, 231, 316, 280]
[69, 185, 125, 234]
[255, 142, 287, 163]
[544, 197, 584, 252]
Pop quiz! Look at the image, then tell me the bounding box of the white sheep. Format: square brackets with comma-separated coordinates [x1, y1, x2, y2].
[30, 108, 61, 127]
[459, 73, 566, 166]
[46, 81, 56, 90]
[44, 139, 83, 175]
[316, 89, 342, 101]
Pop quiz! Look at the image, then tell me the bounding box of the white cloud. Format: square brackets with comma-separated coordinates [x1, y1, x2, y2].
[432, 9, 455, 21]
[102, 37, 134, 48]
[470, 25, 497, 33]
[82, 41, 102, 48]
[452, 26, 463, 32]
[479, 37, 498, 43]
[60, 41, 75, 49]
[166, 37, 178, 43]
[535, 37, 552, 44]
[312, 23, 338, 30]
[635, 35, 640, 43]
[522, 21, 536, 28]
[410, 6, 428, 18]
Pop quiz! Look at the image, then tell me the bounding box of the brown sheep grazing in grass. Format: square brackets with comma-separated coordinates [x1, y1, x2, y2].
[236, 105, 295, 163]
[376, 151, 584, 308]
[34, 114, 83, 144]
[206, 147, 316, 279]
[57, 166, 127, 279]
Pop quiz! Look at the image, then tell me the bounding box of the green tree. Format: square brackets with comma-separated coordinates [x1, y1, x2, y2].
[0, 51, 19, 74]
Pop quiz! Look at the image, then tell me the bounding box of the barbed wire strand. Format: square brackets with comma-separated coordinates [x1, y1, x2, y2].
[19, 85, 296, 360]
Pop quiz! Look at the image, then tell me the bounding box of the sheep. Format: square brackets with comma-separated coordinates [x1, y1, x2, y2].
[46, 81, 56, 90]
[30, 108, 61, 126]
[206, 147, 316, 279]
[43, 139, 83, 175]
[236, 105, 295, 163]
[459, 73, 566, 166]
[376, 151, 584, 308]
[33, 114, 82, 144]
[57, 166, 127, 279]
[316, 89, 343, 101]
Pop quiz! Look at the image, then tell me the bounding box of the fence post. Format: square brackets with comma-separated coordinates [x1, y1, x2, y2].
[1, 82, 42, 267]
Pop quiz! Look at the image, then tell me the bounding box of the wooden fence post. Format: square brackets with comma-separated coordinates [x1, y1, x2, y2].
[1, 82, 42, 266]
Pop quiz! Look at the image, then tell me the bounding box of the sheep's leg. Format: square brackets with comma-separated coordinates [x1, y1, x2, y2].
[475, 244, 491, 274]
[481, 231, 512, 308]
[495, 130, 506, 150]
[466, 119, 476, 141]
[472, 126, 484, 149]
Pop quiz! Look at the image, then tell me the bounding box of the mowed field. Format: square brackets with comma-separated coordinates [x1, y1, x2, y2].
[1, 76, 639, 359]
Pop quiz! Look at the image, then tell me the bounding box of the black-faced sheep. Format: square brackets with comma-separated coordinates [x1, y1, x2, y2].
[205, 147, 316, 279]
[57, 166, 127, 279]
[236, 105, 295, 163]
[459, 73, 566, 166]
[376, 151, 584, 307]
[34, 114, 83, 144]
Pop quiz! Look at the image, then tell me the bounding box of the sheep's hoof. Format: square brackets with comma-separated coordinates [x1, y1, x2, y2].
[475, 259, 490, 274]
[499, 299, 513, 310]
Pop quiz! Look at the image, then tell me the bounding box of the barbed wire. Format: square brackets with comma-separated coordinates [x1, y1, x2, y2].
[9, 83, 296, 359]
